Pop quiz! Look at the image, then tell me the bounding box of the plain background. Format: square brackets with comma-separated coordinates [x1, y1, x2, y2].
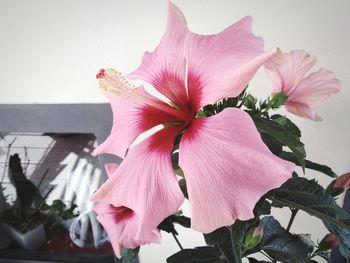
[0, 0, 349, 262]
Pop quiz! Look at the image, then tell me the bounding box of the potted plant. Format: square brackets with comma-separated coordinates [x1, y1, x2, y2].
[0, 154, 79, 250]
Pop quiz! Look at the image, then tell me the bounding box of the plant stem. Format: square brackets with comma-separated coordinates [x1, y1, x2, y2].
[171, 232, 183, 250]
[286, 208, 298, 232]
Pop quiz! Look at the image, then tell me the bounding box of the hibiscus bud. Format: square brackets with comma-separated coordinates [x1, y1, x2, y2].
[326, 172, 350, 197]
[334, 172, 350, 189]
[318, 233, 339, 251]
[244, 225, 264, 250]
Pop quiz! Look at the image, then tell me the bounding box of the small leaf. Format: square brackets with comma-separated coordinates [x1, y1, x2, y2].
[279, 151, 337, 178]
[325, 180, 344, 197]
[173, 215, 191, 228]
[253, 199, 271, 217]
[166, 247, 221, 263]
[158, 214, 191, 233]
[178, 178, 188, 199]
[158, 216, 178, 235]
[244, 94, 257, 110]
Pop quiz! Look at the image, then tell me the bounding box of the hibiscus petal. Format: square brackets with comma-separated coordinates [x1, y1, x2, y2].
[265, 50, 340, 121]
[105, 163, 119, 177]
[94, 203, 160, 258]
[92, 125, 185, 241]
[265, 50, 317, 95]
[285, 101, 322, 121]
[94, 89, 181, 158]
[128, 2, 189, 111]
[288, 68, 341, 107]
[179, 108, 294, 233]
[185, 16, 276, 111]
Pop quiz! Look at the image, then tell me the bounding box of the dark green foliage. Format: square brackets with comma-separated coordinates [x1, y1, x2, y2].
[203, 97, 241, 116]
[270, 114, 301, 138]
[325, 224, 350, 258]
[259, 216, 310, 263]
[253, 199, 271, 217]
[178, 178, 188, 198]
[120, 247, 140, 263]
[269, 178, 350, 230]
[203, 222, 244, 263]
[158, 214, 191, 234]
[167, 247, 222, 263]
[260, 133, 283, 155]
[279, 151, 337, 178]
[252, 116, 306, 169]
[202, 88, 247, 117]
[165, 93, 348, 263]
[326, 180, 345, 196]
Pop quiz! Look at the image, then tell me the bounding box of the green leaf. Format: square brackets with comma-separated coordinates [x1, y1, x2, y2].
[230, 222, 244, 263]
[269, 92, 289, 109]
[279, 151, 337, 178]
[260, 216, 310, 263]
[166, 247, 221, 263]
[253, 199, 271, 217]
[158, 216, 178, 235]
[173, 215, 191, 228]
[252, 116, 306, 169]
[204, 227, 230, 246]
[269, 178, 350, 230]
[271, 114, 301, 138]
[158, 214, 191, 233]
[121, 247, 140, 263]
[203, 221, 244, 263]
[244, 94, 258, 110]
[178, 178, 188, 199]
[171, 152, 179, 170]
[296, 234, 314, 253]
[325, 180, 344, 196]
[260, 133, 283, 155]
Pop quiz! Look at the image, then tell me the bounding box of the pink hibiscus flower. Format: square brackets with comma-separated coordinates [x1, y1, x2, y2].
[265, 50, 341, 120]
[94, 164, 160, 257]
[91, 1, 294, 253]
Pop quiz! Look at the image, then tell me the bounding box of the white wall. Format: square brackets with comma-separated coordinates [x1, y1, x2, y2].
[1, 0, 350, 262]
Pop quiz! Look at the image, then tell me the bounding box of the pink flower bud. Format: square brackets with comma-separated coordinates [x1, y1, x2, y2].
[325, 233, 339, 247]
[253, 225, 264, 238]
[334, 172, 350, 189]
